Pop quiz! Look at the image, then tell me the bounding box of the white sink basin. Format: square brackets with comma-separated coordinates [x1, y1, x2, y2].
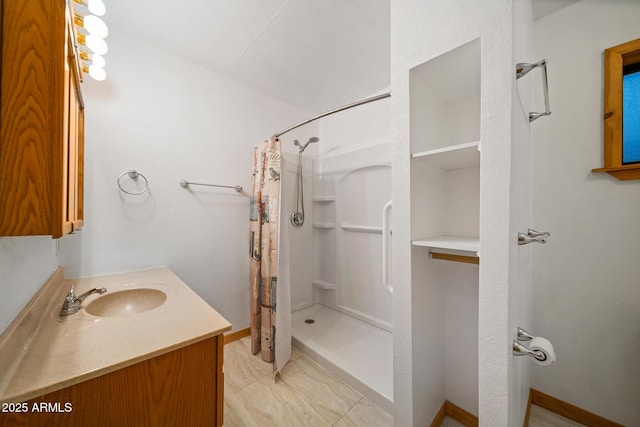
[85, 288, 167, 317]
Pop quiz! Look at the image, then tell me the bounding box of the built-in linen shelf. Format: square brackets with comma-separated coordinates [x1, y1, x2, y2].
[312, 223, 336, 229]
[412, 235, 479, 253]
[312, 280, 336, 290]
[413, 235, 480, 265]
[341, 223, 383, 234]
[313, 196, 336, 203]
[411, 141, 480, 171]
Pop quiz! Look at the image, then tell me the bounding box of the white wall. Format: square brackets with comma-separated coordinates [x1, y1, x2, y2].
[0, 237, 58, 334]
[318, 91, 390, 156]
[58, 29, 311, 332]
[532, 2, 640, 425]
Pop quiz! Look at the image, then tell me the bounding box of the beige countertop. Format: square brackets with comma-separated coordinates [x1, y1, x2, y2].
[0, 267, 231, 403]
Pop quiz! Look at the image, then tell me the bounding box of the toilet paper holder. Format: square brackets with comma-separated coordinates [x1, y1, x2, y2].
[512, 327, 547, 362]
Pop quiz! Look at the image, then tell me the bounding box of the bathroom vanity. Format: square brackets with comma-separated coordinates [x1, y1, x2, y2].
[0, 268, 231, 426]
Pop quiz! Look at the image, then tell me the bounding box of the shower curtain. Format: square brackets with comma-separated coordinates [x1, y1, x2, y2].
[249, 137, 291, 373]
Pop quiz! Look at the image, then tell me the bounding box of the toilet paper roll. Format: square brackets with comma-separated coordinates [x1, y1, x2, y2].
[529, 337, 556, 366]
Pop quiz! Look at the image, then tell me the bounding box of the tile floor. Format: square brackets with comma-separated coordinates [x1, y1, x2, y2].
[223, 336, 392, 426]
[223, 337, 586, 426]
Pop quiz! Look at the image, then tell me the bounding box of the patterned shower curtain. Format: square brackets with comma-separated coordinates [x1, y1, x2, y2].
[249, 137, 291, 372]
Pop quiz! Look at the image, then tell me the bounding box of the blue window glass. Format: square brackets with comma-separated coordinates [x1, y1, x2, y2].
[623, 70, 640, 164]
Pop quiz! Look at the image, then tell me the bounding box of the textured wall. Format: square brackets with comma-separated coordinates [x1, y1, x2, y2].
[391, 0, 516, 425]
[532, 1, 640, 425]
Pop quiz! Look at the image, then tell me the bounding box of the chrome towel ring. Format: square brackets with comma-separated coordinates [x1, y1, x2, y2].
[117, 169, 149, 195]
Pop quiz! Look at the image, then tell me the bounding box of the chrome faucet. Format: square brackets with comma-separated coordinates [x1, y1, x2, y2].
[59, 284, 107, 316]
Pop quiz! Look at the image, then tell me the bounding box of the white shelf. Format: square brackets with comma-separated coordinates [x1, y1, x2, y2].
[312, 223, 336, 229]
[412, 235, 479, 253]
[312, 280, 336, 290]
[411, 141, 480, 171]
[313, 196, 336, 203]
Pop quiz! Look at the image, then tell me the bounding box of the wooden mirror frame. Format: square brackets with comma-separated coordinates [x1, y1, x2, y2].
[593, 37, 640, 180]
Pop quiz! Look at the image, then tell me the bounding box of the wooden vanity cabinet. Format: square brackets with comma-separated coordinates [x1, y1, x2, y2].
[0, 336, 224, 427]
[0, 0, 84, 238]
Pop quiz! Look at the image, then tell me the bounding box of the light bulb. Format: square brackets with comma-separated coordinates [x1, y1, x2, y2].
[92, 54, 105, 68]
[88, 65, 106, 81]
[85, 34, 108, 55]
[83, 15, 108, 38]
[87, 0, 106, 16]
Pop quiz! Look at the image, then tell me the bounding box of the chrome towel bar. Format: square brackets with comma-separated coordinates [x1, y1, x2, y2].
[516, 59, 551, 122]
[180, 180, 242, 192]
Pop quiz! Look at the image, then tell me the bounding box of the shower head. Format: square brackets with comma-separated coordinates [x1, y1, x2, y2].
[294, 137, 319, 153]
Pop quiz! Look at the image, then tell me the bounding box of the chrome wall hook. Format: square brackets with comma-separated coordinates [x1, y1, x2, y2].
[518, 229, 550, 245]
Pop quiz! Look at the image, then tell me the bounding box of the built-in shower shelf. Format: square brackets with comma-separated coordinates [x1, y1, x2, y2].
[312, 280, 336, 290]
[411, 141, 480, 171]
[313, 196, 336, 203]
[412, 235, 479, 253]
[312, 223, 336, 229]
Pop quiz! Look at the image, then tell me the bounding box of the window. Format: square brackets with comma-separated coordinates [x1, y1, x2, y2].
[623, 66, 640, 163]
[593, 37, 640, 180]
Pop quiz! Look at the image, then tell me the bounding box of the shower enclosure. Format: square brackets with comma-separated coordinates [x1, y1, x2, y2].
[286, 137, 393, 412]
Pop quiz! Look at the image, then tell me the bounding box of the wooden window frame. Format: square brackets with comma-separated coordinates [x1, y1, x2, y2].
[593, 37, 640, 180]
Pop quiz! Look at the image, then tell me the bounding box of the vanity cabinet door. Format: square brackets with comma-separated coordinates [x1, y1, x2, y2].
[0, 0, 84, 238]
[63, 20, 85, 236]
[0, 336, 223, 427]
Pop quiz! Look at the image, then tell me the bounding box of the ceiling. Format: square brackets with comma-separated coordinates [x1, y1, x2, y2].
[107, 0, 390, 114]
[532, 0, 581, 21]
[106, 0, 579, 115]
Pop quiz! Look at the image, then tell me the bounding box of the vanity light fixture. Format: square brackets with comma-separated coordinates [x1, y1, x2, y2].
[91, 54, 105, 68]
[79, 51, 105, 67]
[72, 1, 109, 81]
[79, 52, 107, 81]
[74, 13, 109, 38]
[77, 33, 108, 55]
[72, 0, 106, 16]
[82, 63, 107, 81]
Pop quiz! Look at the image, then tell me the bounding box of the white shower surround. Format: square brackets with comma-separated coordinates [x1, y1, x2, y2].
[287, 94, 392, 323]
[287, 94, 394, 412]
